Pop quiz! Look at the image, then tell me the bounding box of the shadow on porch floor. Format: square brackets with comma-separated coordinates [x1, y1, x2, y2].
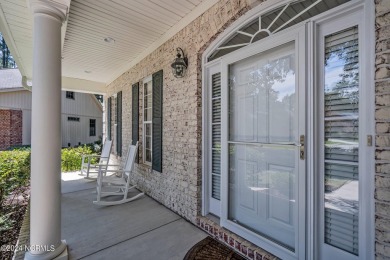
[61, 172, 207, 260]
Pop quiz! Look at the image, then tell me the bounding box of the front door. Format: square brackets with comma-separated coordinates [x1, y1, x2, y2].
[221, 26, 306, 259]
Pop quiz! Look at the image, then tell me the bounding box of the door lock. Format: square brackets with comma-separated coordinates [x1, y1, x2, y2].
[300, 135, 305, 160]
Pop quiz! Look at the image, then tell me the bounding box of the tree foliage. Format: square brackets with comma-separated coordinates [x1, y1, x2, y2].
[0, 32, 17, 69]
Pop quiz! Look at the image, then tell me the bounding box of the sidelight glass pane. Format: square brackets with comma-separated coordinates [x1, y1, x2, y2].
[323, 26, 359, 256]
[228, 41, 297, 251]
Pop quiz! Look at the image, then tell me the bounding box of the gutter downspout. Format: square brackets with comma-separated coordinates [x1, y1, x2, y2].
[22, 76, 32, 91]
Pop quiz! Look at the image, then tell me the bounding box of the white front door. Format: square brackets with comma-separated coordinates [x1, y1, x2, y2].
[203, 2, 373, 259]
[220, 25, 306, 259]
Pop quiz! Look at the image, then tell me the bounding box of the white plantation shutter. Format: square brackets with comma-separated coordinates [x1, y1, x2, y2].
[323, 26, 359, 256]
[211, 73, 221, 200]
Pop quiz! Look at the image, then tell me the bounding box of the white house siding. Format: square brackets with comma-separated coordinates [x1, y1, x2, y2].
[61, 115, 102, 147]
[22, 109, 31, 144]
[0, 90, 102, 147]
[61, 91, 102, 118]
[0, 90, 32, 110]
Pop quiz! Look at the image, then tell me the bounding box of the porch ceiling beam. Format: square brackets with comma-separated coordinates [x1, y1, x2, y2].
[62, 77, 107, 95]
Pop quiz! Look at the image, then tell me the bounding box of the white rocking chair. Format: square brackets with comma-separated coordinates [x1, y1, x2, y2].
[93, 141, 144, 206]
[80, 139, 113, 179]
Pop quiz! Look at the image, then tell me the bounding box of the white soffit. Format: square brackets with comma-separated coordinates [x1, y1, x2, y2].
[63, 0, 217, 84]
[0, 0, 33, 78]
[0, 0, 218, 88]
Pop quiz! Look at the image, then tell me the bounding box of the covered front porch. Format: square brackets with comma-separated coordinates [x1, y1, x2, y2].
[16, 172, 207, 260]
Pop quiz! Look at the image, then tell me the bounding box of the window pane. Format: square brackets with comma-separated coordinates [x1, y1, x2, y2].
[147, 95, 152, 108]
[144, 81, 152, 96]
[145, 149, 152, 163]
[144, 83, 149, 95]
[144, 95, 147, 108]
[148, 82, 152, 95]
[323, 26, 359, 256]
[144, 108, 152, 121]
[145, 123, 151, 136]
[229, 43, 295, 143]
[146, 136, 151, 149]
[228, 143, 296, 250]
[208, 0, 351, 61]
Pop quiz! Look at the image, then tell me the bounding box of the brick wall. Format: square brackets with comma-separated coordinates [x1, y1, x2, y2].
[105, 0, 389, 259]
[106, 0, 252, 223]
[0, 109, 23, 150]
[375, 0, 390, 259]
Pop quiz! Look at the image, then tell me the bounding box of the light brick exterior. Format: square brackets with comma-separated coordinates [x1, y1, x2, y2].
[104, 0, 389, 259]
[106, 0, 252, 222]
[0, 109, 22, 150]
[375, 0, 390, 259]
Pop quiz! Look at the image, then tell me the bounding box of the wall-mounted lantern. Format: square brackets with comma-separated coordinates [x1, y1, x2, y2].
[171, 48, 188, 78]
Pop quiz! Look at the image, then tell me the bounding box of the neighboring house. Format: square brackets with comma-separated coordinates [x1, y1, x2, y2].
[0, 0, 388, 260]
[0, 69, 103, 150]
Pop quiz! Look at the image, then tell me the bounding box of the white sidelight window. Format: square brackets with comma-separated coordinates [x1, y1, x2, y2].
[202, 0, 374, 259]
[143, 76, 152, 165]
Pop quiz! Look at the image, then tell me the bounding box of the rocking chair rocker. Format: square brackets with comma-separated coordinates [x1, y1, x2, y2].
[93, 141, 144, 206]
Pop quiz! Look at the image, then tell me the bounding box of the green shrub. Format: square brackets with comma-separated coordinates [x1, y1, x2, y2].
[0, 145, 100, 199]
[0, 150, 30, 205]
[61, 145, 99, 172]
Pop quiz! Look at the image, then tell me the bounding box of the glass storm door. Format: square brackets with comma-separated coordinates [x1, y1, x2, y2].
[221, 27, 306, 259]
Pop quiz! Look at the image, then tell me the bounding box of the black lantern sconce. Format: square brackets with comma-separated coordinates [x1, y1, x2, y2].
[171, 48, 188, 78]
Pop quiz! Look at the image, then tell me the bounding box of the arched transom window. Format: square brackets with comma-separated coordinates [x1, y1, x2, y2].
[208, 0, 351, 61]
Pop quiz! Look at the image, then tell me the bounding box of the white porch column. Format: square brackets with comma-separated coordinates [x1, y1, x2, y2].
[25, 1, 69, 259]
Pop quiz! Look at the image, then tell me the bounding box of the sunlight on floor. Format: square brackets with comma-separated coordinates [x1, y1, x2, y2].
[61, 171, 85, 182]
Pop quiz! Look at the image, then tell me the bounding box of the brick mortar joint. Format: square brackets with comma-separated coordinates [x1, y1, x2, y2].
[376, 10, 390, 18]
[196, 215, 278, 260]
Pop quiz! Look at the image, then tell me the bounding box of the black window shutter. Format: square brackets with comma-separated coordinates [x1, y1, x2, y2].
[132, 83, 139, 145]
[107, 97, 112, 140]
[132, 82, 139, 162]
[116, 91, 122, 156]
[152, 70, 163, 172]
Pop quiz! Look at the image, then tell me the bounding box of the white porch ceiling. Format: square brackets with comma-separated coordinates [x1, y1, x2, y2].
[0, 0, 217, 91]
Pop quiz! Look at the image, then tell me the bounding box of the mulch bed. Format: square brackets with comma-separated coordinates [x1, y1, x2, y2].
[0, 186, 30, 260]
[184, 236, 246, 260]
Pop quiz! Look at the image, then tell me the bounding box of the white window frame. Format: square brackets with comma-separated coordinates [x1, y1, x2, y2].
[201, 0, 374, 260]
[313, 4, 375, 260]
[143, 75, 153, 165]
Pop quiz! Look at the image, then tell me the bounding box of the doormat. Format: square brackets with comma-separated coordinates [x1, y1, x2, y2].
[184, 236, 246, 260]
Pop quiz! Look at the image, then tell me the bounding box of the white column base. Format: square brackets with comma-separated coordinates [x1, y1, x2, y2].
[24, 241, 67, 260]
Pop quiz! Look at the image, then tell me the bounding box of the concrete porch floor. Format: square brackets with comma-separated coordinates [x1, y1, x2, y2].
[61, 172, 208, 260]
